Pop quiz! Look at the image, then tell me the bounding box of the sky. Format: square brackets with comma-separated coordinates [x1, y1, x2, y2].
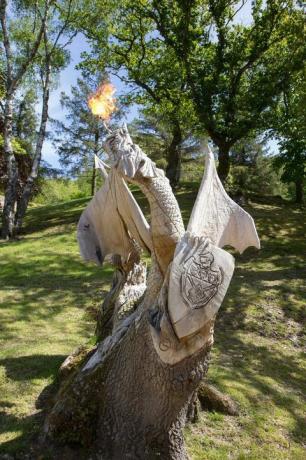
[42, 1, 278, 168]
[42, 34, 87, 168]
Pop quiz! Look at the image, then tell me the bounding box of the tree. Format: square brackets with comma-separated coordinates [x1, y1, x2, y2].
[129, 108, 205, 184]
[271, 69, 306, 203]
[74, 0, 199, 186]
[227, 135, 285, 198]
[0, 0, 50, 238]
[76, 0, 305, 184]
[52, 74, 112, 196]
[15, 0, 77, 232]
[42, 126, 259, 459]
[1, 89, 37, 201]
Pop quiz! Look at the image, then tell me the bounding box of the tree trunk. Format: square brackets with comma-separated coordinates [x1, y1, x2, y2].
[43, 127, 202, 459]
[166, 122, 182, 188]
[44, 310, 211, 459]
[91, 131, 100, 196]
[15, 63, 51, 232]
[216, 143, 231, 184]
[1, 93, 18, 239]
[0, 0, 49, 238]
[91, 161, 97, 196]
[295, 177, 304, 204]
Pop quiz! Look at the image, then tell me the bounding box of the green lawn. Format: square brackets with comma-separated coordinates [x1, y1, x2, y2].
[0, 188, 305, 459]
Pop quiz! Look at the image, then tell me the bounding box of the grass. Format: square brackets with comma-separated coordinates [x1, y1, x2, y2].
[0, 186, 305, 459]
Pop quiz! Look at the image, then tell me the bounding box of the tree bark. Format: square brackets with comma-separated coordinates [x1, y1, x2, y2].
[91, 161, 97, 196]
[44, 310, 211, 459]
[1, 93, 18, 239]
[166, 121, 182, 188]
[295, 177, 304, 204]
[15, 58, 51, 232]
[43, 128, 203, 458]
[216, 143, 231, 184]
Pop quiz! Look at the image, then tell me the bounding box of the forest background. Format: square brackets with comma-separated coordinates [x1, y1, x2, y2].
[0, 0, 305, 241]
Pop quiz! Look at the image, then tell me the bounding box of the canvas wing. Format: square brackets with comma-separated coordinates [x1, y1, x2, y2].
[187, 148, 260, 253]
[113, 171, 152, 252]
[94, 154, 109, 179]
[77, 170, 152, 265]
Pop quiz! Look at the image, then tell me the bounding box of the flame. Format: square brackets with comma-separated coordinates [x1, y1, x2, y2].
[88, 82, 116, 121]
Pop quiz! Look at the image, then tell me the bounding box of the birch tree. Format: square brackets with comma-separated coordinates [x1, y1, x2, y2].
[15, 0, 77, 232]
[0, 0, 49, 238]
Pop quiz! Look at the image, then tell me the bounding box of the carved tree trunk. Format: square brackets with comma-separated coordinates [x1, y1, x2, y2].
[43, 126, 259, 459]
[44, 127, 206, 458]
[45, 311, 211, 460]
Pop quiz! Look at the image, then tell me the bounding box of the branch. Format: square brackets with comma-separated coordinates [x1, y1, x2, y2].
[12, 0, 50, 92]
[132, 78, 161, 103]
[50, 0, 74, 53]
[148, 2, 177, 51]
[0, 0, 13, 87]
[112, 32, 137, 57]
[58, 30, 78, 51]
[225, 0, 247, 26]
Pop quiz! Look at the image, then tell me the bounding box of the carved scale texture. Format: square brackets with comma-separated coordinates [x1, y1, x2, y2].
[137, 175, 185, 275]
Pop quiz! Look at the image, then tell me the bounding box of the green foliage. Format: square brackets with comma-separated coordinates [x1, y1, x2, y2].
[0, 134, 27, 156]
[75, 0, 305, 183]
[228, 160, 286, 198]
[270, 69, 306, 202]
[33, 178, 90, 205]
[74, 0, 202, 184]
[129, 111, 204, 161]
[227, 137, 288, 198]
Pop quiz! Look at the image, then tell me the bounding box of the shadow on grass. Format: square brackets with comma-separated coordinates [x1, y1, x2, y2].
[0, 354, 66, 381]
[0, 354, 67, 458]
[21, 197, 91, 235]
[213, 332, 306, 444]
[0, 408, 44, 458]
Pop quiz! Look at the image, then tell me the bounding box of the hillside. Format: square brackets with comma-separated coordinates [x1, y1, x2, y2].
[0, 186, 305, 459]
